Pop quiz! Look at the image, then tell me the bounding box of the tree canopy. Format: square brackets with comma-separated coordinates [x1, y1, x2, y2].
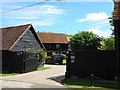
[69, 31, 101, 51]
[100, 36, 115, 50]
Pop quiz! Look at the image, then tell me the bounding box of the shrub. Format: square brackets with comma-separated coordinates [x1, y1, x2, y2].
[61, 54, 66, 60]
[38, 49, 47, 62]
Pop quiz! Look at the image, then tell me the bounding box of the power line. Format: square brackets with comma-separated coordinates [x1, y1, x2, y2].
[1, 2, 46, 14]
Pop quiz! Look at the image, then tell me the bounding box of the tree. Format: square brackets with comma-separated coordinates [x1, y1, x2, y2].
[109, 12, 115, 36]
[100, 36, 115, 50]
[69, 31, 101, 51]
[109, 18, 115, 36]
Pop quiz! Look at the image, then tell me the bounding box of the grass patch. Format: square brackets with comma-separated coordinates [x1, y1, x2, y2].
[0, 67, 50, 76]
[63, 59, 66, 65]
[0, 72, 18, 77]
[37, 67, 50, 71]
[63, 77, 118, 90]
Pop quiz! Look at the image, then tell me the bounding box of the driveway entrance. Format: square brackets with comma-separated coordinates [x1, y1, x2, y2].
[1, 64, 67, 89]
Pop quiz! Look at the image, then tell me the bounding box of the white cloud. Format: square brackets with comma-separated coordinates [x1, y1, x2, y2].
[2, 4, 64, 17]
[77, 12, 111, 37]
[92, 20, 109, 26]
[33, 20, 55, 26]
[78, 12, 109, 22]
[86, 28, 112, 37]
[2, 4, 64, 26]
[40, 5, 64, 15]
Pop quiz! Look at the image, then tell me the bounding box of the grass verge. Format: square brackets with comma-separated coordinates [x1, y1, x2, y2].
[37, 67, 50, 71]
[0, 73, 18, 77]
[62, 77, 118, 90]
[1, 67, 50, 76]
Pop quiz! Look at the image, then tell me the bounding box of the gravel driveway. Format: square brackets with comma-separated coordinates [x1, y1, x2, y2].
[0, 64, 67, 89]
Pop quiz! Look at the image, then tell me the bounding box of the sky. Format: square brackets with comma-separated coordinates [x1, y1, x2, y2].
[1, 0, 114, 37]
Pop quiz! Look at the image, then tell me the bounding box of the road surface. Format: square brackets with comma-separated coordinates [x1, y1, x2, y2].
[0, 64, 68, 89]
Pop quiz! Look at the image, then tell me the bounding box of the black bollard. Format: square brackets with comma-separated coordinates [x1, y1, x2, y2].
[91, 74, 94, 86]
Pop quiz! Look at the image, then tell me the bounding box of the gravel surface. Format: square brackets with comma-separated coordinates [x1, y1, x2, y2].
[0, 64, 67, 89]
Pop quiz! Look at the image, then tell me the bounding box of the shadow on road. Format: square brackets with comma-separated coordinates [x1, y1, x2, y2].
[47, 75, 65, 84]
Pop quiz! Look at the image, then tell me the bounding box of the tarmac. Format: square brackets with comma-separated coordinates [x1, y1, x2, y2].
[0, 64, 68, 90]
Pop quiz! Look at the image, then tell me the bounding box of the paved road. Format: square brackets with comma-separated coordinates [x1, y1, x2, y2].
[0, 64, 68, 89]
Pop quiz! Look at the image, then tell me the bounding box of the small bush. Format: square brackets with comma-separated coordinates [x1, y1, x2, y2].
[38, 49, 47, 61]
[44, 56, 51, 63]
[61, 54, 66, 60]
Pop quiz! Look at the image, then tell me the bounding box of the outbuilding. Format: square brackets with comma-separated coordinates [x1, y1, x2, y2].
[0, 24, 44, 73]
[37, 32, 69, 56]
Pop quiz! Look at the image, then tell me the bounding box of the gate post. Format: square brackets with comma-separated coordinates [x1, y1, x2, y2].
[20, 51, 25, 74]
[65, 50, 71, 81]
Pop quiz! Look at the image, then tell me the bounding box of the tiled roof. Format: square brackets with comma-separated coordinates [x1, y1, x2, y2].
[0, 24, 44, 50]
[37, 32, 68, 44]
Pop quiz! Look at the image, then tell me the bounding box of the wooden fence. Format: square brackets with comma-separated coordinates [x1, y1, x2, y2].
[66, 50, 117, 80]
[1, 50, 43, 73]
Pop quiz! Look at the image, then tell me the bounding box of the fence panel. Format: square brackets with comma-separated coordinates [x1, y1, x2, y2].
[2, 51, 42, 73]
[24, 52, 38, 73]
[11, 52, 23, 73]
[2, 51, 12, 72]
[66, 50, 117, 80]
[1, 51, 23, 73]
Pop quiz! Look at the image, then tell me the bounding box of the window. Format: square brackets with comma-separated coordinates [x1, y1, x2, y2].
[48, 44, 51, 49]
[56, 44, 60, 49]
